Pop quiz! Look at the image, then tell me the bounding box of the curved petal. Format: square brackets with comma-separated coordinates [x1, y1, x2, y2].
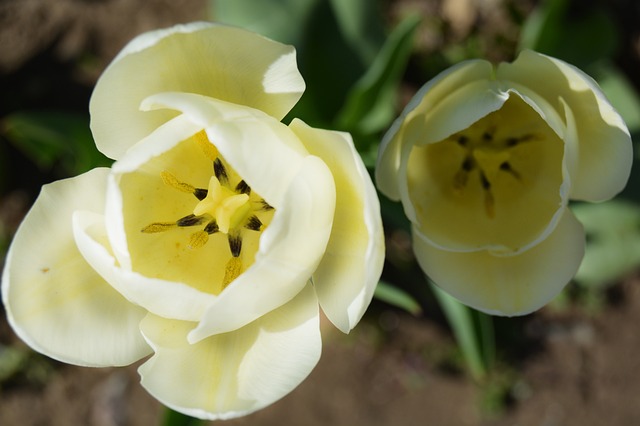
[2, 169, 150, 366]
[90, 22, 305, 160]
[140, 92, 309, 209]
[376, 59, 496, 200]
[138, 284, 321, 420]
[189, 155, 335, 342]
[413, 209, 585, 316]
[497, 49, 632, 201]
[73, 210, 216, 322]
[290, 119, 384, 333]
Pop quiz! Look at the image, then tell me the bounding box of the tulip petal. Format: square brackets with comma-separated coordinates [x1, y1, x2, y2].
[290, 119, 384, 333]
[140, 92, 309, 210]
[189, 155, 335, 341]
[2, 169, 150, 366]
[497, 49, 632, 201]
[376, 59, 497, 201]
[90, 22, 305, 160]
[413, 209, 585, 315]
[138, 284, 321, 420]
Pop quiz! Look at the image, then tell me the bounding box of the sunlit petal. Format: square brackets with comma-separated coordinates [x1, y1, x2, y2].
[90, 23, 304, 160]
[290, 119, 384, 332]
[413, 209, 584, 315]
[139, 284, 320, 420]
[2, 169, 150, 366]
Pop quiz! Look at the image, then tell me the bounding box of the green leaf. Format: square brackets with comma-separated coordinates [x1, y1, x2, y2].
[2, 111, 110, 175]
[374, 280, 422, 315]
[572, 200, 640, 288]
[328, 0, 386, 65]
[592, 62, 640, 134]
[336, 14, 421, 137]
[430, 282, 488, 381]
[210, 0, 318, 46]
[519, 0, 618, 69]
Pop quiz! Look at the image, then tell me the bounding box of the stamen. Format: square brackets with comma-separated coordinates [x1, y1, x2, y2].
[194, 130, 219, 161]
[457, 135, 469, 147]
[235, 180, 251, 195]
[259, 199, 274, 211]
[204, 220, 219, 234]
[480, 172, 491, 190]
[499, 161, 522, 180]
[188, 230, 209, 249]
[141, 222, 176, 233]
[161, 171, 208, 200]
[161, 171, 195, 194]
[193, 188, 208, 200]
[213, 158, 229, 185]
[479, 172, 495, 218]
[222, 256, 242, 288]
[177, 214, 207, 227]
[245, 215, 263, 231]
[228, 232, 242, 257]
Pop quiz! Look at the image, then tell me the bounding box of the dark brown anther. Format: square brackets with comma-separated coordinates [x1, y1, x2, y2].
[461, 156, 474, 172]
[213, 158, 229, 184]
[228, 233, 242, 257]
[177, 214, 207, 227]
[235, 180, 251, 195]
[204, 220, 219, 234]
[193, 188, 208, 200]
[480, 172, 491, 190]
[245, 215, 262, 231]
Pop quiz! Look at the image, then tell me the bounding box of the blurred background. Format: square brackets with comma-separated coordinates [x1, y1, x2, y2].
[2, 0, 640, 425]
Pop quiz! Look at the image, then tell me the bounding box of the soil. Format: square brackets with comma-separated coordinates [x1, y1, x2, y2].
[2, 0, 640, 425]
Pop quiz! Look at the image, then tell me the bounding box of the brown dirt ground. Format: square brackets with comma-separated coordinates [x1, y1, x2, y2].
[2, 0, 640, 425]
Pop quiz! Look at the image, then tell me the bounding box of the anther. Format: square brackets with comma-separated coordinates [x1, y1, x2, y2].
[204, 220, 219, 234]
[141, 222, 176, 233]
[259, 199, 274, 211]
[461, 156, 474, 172]
[245, 215, 263, 231]
[222, 256, 242, 288]
[161, 171, 196, 193]
[499, 161, 522, 180]
[480, 172, 491, 190]
[188, 231, 209, 249]
[193, 188, 208, 200]
[177, 214, 207, 227]
[213, 158, 229, 185]
[235, 180, 251, 195]
[194, 130, 219, 161]
[457, 135, 469, 147]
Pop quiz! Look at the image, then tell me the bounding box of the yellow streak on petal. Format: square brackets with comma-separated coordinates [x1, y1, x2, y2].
[188, 230, 209, 249]
[194, 130, 219, 161]
[160, 171, 196, 193]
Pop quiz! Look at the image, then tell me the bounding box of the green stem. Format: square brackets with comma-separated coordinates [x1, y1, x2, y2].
[161, 408, 205, 426]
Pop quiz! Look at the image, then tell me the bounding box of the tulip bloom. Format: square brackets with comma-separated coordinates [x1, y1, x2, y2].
[376, 50, 632, 315]
[2, 23, 384, 419]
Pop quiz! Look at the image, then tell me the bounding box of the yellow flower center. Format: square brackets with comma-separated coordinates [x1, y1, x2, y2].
[138, 130, 273, 290]
[407, 94, 565, 253]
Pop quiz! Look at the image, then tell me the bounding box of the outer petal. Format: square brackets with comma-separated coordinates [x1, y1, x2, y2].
[138, 284, 321, 420]
[497, 49, 632, 201]
[1, 169, 150, 367]
[413, 209, 585, 315]
[90, 22, 305, 160]
[376, 59, 497, 200]
[189, 155, 335, 342]
[290, 119, 384, 333]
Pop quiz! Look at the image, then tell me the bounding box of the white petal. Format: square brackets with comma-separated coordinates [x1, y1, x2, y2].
[189, 155, 335, 342]
[90, 23, 304, 160]
[376, 59, 497, 201]
[73, 210, 216, 322]
[290, 119, 384, 332]
[2, 169, 150, 366]
[497, 49, 632, 201]
[140, 92, 309, 209]
[138, 284, 321, 420]
[413, 209, 585, 316]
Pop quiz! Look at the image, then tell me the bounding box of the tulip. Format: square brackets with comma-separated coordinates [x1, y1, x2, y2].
[376, 50, 632, 315]
[2, 22, 384, 419]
